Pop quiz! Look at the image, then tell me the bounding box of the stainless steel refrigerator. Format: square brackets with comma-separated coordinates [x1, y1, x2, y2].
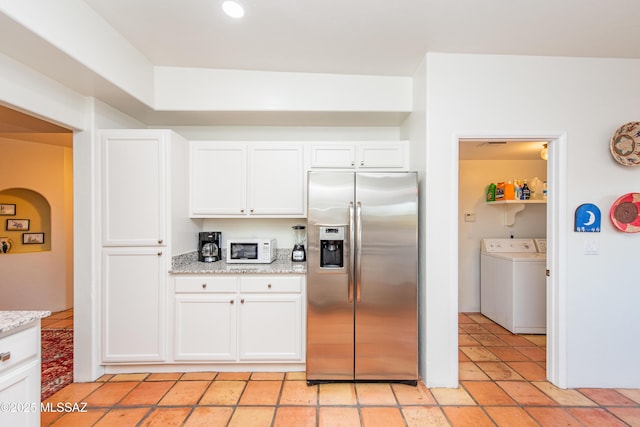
[306, 171, 418, 385]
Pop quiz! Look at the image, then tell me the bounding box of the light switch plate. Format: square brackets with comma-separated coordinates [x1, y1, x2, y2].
[464, 212, 476, 222]
[584, 240, 598, 255]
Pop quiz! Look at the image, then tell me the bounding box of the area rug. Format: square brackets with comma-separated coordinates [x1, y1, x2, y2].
[41, 329, 73, 400]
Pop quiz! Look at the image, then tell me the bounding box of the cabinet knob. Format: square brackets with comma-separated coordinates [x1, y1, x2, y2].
[0, 352, 10, 362]
[250, 209, 254, 213]
[241, 209, 245, 213]
[157, 251, 162, 256]
[267, 284, 272, 289]
[202, 283, 207, 289]
[351, 161, 355, 166]
[241, 298, 245, 304]
[230, 299, 234, 304]
[158, 239, 163, 244]
[360, 160, 364, 166]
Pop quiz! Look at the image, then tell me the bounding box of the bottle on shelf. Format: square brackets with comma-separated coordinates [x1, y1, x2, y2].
[504, 180, 515, 200]
[514, 179, 522, 200]
[522, 180, 531, 200]
[495, 182, 505, 200]
[486, 183, 496, 202]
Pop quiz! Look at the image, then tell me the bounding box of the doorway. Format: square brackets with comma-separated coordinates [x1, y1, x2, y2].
[0, 104, 75, 396]
[456, 134, 565, 387]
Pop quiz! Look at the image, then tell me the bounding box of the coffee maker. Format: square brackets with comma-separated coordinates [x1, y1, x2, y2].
[198, 231, 222, 262]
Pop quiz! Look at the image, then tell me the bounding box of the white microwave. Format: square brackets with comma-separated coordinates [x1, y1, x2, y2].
[226, 238, 277, 264]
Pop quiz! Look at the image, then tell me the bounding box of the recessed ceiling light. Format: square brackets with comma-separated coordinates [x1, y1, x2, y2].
[222, 1, 244, 18]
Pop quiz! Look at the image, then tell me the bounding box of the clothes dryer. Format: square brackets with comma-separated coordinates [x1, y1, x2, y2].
[480, 238, 546, 334]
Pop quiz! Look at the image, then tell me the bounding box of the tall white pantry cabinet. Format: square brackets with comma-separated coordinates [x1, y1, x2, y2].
[99, 130, 197, 363]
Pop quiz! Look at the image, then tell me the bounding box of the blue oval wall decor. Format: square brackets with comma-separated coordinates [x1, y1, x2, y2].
[575, 203, 601, 232]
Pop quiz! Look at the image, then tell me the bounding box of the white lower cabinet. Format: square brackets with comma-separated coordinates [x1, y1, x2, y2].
[238, 276, 303, 361]
[173, 275, 305, 364]
[0, 325, 41, 427]
[174, 276, 238, 361]
[102, 248, 167, 363]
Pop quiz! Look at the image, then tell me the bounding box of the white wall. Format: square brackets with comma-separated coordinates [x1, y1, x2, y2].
[0, 0, 155, 106]
[0, 52, 86, 130]
[168, 126, 400, 142]
[200, 218, 303, 251]
[0, 138, 73, 311]
[458, 159, 547, 312]
[425, 53, 640, 388]
[401, 56, 429, 385]
[156, 67, 411, 113]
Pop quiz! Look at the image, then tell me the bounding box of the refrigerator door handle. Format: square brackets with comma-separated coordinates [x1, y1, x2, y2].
[348, 202, 355, 303]
[356, 201, 362, 302]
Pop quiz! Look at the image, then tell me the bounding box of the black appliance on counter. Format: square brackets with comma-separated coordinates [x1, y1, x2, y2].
[198, 231, 222, 262]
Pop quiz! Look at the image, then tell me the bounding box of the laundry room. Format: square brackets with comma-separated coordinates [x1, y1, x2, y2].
[458, 139, 548, 330]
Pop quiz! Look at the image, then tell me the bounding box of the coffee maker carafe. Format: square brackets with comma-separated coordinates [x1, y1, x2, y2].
[198, 231, 222, 262]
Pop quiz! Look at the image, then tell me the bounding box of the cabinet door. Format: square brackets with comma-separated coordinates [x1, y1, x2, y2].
[102, 248, 166, 362]
[357, 142, 407, 169]
[190, 142, 246, 216]
[174, 295, 237, 361]
[0, 361, 40, 427]
[310, 144, 356, 168]
[248, 144, 305, 216]
[238, 294, 303, 361]
[102, 132, 166, 246]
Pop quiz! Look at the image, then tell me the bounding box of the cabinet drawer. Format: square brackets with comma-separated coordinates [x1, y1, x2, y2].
[175, 276, 238, 293]
[240, 276, 302, 293]
[0, 326, 38, 374]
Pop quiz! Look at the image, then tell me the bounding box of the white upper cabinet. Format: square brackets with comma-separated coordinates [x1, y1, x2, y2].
[310, 141, 409, 170]
[309, 144, 356, 168]
[101, 131, 167, 246]
[189, 142, 247, 216]
[248, 144, 305, 216]
[189, 141, 306, 217]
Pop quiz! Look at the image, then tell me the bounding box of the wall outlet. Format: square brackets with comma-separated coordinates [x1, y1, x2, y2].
[464, 212, 476, 222]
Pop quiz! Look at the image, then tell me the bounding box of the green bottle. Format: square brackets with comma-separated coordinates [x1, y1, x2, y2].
[486, 183, 497, 202]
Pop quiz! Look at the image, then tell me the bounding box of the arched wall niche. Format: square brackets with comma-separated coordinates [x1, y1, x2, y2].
[0, 187, 51, 253]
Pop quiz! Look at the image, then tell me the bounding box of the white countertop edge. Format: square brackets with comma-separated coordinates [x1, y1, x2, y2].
[0, 310, 51, 335]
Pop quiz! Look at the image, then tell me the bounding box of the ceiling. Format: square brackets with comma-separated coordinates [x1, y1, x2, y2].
[459, 139, 548, 161]
[83, 0, 640, 77]
[0, 105, 72, 147]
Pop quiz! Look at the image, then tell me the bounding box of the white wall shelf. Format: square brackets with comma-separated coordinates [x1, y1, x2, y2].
[487, 199, 546, 226]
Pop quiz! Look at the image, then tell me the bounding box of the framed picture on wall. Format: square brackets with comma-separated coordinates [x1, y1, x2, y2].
[6, 219, 30, 231]
[0, 204, 16, 216]
[22, 232, 44, 244]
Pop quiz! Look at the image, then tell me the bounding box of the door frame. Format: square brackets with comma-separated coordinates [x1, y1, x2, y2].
[454, 131, 567, 387]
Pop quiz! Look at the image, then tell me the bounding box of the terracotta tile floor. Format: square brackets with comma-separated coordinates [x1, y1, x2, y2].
[40, 311, 640, 426]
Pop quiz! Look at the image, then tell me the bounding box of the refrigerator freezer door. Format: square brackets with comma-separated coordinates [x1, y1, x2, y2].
[306, 172, 355, 381]
[354, 173, 418, 381]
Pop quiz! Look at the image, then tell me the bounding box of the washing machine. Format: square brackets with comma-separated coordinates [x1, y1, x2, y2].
[480, 238, 546, 334]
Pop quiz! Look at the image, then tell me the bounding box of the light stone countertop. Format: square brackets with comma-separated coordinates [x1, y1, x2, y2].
[0, 310, 50, 336]
[170, 250, 306, 275]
